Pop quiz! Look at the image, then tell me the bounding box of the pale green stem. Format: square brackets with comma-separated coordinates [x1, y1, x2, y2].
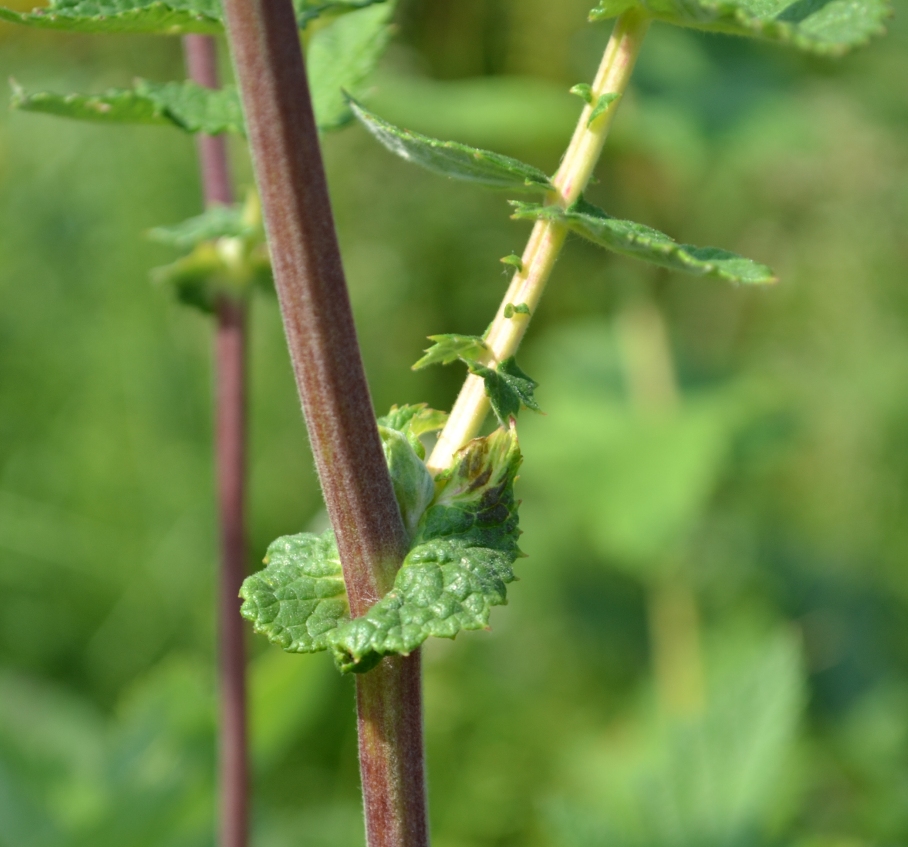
[426, 9, 651, 474]
[616, 299, 705, 717]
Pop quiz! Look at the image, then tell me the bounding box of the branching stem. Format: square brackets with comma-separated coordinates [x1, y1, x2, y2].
[183, 33, 249, 847]
[427, 9, 651, 473]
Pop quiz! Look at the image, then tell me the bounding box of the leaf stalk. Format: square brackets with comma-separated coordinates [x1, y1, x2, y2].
[426, 9, 651, 473]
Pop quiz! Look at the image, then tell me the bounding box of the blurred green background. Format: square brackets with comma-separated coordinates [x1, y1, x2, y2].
[1, 2, 907, 846]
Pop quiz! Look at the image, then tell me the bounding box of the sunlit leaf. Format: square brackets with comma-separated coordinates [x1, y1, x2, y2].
[377, 403, 448, 459]
[512, 199, 777, 285]
[412, 334, 488, 369]
[331, 425, 522, 673]
[0, 0, 221, 35]
[471, 356, 541, 425]
[589, 0, 891, 56]
[349, 98, 554, 192]
[241, 426, 523, 674]
[11, 79, 244, 135]
[307, 1, 396, 131]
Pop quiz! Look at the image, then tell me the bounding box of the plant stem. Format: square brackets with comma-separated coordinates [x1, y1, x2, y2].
[218, 5, 427, 847]
[616, 299, 705, 717]
[427, 9, 651, 474]
[183, 34, 249, 847]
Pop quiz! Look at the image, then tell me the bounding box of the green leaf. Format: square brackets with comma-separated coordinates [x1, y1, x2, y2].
[503, 302, 531, 318]
[512, 199, 777, 285]
[241, 426, 523, 674]
[331, 425, 522, 673]
[0, 0, 221, 34]
[148, 204, 254, 249]
[348, 98, 554, 193]
[471, 356, 541, 425]
[11, 79, 245, 135]
[294, 0, 387, 26]
[587, 92, 620, 126]
[377, 403, 448, 459]
[0, 0, 387, 33]
[589, 0, 892, 56]
[239, 531, 348, 652]
[378, 426, 435, 542]
[412, 334, 487, 369]
[569, 83, 595, 105]
[308, 1, 396, 132]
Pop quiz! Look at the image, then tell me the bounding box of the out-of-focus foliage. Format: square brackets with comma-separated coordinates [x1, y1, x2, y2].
[1, 2, 907, 847]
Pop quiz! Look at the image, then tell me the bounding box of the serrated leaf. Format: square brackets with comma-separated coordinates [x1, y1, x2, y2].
[330, 425, 522, 673]
[307, 1, 395, 132]
[377, 403, 448, 459]
[589, 0, 891, 56]
[241, 426, 523, 674]
[239, 531, 348, 652]
[512, 199, 777, 285]
[11, 79, 244, 135]
[349, 98, 554, 193]
[412, 334, 487, 369]
[0, 0, 387, 34]
[0, 0, 221, 34]
[470, 356, 541, 425]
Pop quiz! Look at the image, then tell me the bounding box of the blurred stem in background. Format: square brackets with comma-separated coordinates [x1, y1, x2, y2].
[182, 34, 249, 847]
[617, 298, 705, 717]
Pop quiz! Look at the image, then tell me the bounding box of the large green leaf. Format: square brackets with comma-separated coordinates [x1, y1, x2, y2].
[11, 79, 244, 135]
[331, 425, 522, 673]
[512, 199, 776, 285]
[589, 0, 891, 56]
[307, 1, 396, 131]
[240, 424, 523, 674]
[349, 98, 554, 193]
[0, 0, 387, 34]
[0, 0, 221, 35]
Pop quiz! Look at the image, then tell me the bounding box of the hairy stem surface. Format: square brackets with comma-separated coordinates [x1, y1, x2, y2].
[219, 5, 427, 846]
[427, 9, 651, 473]
[183, 33, 249, 847]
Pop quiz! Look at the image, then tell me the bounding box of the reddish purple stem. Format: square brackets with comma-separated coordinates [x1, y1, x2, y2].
[183, 33, 249, 847]
[217, 1, 429, 844]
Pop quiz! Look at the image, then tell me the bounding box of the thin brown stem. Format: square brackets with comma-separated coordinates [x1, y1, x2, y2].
[183, 33, 249, 847]
[218, 4, 427, 846]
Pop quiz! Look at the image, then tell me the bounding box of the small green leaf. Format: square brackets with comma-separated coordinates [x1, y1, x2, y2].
[149, 204, 253, 249]
[150, 194, 270, 312]
[589, 0, 892, 56]
[0, 0, 222, 34]
[308, 1, 395, 131]
[378, 426, 435, 542]
[569, 83, 595, 105]
[378, 403, 448, 459]
[503, 303, 531, 319]
[295, 0, 388, 25]
[239, 531, 348, 652]
[412, 334, 487, 370]
[500, 253, 523, 272]
[470, 356, 541, 425]
[511, 199, 777, 285]
[349, 98, 554, 193]
[11, 79, 244, 135]
[330, 425, 522, 673]
[587, 92, 620, 126]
